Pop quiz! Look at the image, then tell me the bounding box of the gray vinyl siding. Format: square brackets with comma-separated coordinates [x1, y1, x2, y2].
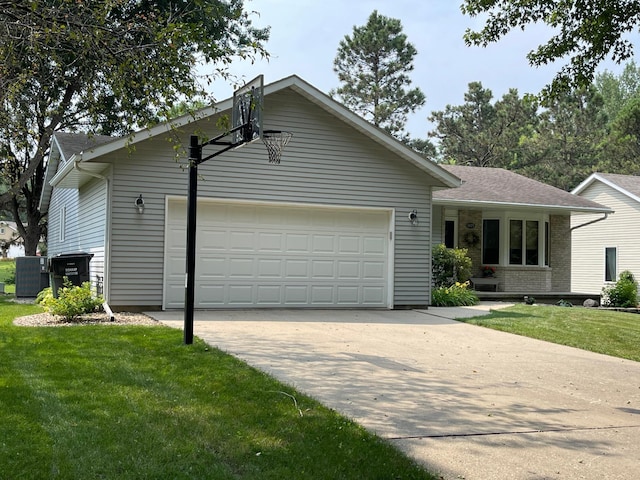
[47, 176, 107, 292]
[572, 181, 640, 293]
[104, 88, 442, 307]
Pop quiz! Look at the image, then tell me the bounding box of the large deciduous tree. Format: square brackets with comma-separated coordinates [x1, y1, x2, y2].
[331, 10, 425, 138]
[461, 1, 640, 96]
[0, 0, 268, 255]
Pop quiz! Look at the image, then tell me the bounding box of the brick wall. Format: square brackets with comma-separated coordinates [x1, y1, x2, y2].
[550, 215, 571, 291]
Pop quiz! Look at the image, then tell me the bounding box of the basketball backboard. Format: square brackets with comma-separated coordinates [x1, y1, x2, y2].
[232, 75, 264, 145]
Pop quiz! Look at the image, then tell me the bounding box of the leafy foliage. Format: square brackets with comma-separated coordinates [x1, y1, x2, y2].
[0, 0, 269, 255]
[432, 243, 472, 288]
[36, 280, 104, 321]
[431, 281, 479, 307]
[461, 1, 640, 97]
[332, 10, 425, 138]
[429, 82, 538, 167]
[602, 270, 638, 308]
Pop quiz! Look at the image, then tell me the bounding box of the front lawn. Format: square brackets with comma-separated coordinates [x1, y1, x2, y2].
[0, 297, 436, 479]
[461, 304, 640, 362]
[0, 258, 15, 294]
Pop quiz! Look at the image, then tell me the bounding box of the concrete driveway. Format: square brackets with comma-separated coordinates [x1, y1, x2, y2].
[148, 304, 640, 479]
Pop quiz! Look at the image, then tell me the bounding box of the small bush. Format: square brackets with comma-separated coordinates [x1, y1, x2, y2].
[36, 279, 103, 321]
[432, 281, 479, 307]
[0, 259, 16, 285]
[432, 244, 473, 288]
[602, 270, 638, 308]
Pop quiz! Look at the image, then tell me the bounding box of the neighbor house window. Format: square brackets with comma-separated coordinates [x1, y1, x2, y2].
[509, 219, 540, 266]
[444, 219, 456, 248]
[59, 206, 66, 242]
[482, 219, 500, 264]
[605, 247, 617, 282]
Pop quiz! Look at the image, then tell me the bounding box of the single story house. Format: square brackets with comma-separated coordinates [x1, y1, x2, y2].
[571, 172, 640, 294]
[40, 75, 461, 310]
[432, 165, 612, 294]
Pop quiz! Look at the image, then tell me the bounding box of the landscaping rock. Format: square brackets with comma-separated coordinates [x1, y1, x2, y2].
[583, 298, 599, 308]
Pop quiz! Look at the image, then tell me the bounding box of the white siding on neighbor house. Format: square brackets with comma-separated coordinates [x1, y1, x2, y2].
[572, 181, 640, 293]
[105, 89, 438, 308]
[47, 175, 108, 291]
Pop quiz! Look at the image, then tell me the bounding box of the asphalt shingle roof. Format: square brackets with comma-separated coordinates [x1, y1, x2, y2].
[433, 165, 609, 211]
[54, 132, 116, 160]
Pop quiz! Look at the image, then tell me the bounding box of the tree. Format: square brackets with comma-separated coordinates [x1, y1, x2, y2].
[332, 10, 425, 138]
[461, 1, 640, 96]
[595, 61, 640, 122]
[517, 87, 608, 190]
[0, 0, 268, 255]
[598, 96, 640, 175]
[428, 82, 538, 167]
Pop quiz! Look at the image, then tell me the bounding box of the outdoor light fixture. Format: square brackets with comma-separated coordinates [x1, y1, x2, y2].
[408, 210, 418, 226]
[135, 194, 145, 214]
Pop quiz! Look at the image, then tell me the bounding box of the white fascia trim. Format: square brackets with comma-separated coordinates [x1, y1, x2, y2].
[433, 198, 613, 215]
[572, 173, 640, 204]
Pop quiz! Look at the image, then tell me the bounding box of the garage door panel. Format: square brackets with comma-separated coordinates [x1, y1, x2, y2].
[164, 200, 389, 309]
[312, 234, 335, 253]
[285, 234, 309, 252]
[285, 259, 309, 278]
[257, 232, 283, 252]
[311, 260, 335, 278]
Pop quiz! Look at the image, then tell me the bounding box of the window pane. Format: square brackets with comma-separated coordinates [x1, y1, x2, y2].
[526, 220, 539, 265]
[545, 222, 550, 266]
[444, 220, 455, 248]
[482, 219, 500, 264]
[509, 220, 522, 265]
[605, 247, 617, 282]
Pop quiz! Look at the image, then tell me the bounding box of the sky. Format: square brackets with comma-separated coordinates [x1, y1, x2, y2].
[208, 0, 630, 139]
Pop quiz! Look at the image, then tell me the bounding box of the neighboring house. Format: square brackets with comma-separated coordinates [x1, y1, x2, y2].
[39, 75, 461, 310]
[0, 220, 25, 258]
[571, 173, 640, 294]
[432, 166, 612, 294]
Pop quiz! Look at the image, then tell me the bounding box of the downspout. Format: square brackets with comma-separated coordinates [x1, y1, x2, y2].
[570, 212, 610, 231]
[73, 158, 115, 321]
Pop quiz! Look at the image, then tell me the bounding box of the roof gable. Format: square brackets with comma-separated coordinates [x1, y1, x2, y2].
[50, 75, 461, 188]
[572, 172, 640, 204]
[434, 165, 611, 214]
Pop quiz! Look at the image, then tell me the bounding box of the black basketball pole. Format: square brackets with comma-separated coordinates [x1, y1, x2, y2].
[184, 135, 200, 345]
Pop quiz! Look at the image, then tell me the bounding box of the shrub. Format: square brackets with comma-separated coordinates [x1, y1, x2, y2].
[36, 279, 104, 321]
[602, 270, 638, 308]
[1, 260, 16, 285]
[432, 244, 473, 288]
[431, 281, 479, 307]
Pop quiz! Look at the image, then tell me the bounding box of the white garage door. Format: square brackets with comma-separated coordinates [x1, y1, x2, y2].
[163, 198, 391, 309]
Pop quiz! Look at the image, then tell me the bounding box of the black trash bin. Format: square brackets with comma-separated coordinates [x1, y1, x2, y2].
[49, 252, 94, 297]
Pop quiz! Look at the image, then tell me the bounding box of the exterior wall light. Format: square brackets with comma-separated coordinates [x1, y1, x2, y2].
[135, 194, 145, 214]
[408, 210, 418, 226]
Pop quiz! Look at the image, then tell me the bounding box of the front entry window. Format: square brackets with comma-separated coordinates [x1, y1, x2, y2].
[509, 219, 539, 266]
[482, 219, 499, 264]
[444, 220, 456, 248]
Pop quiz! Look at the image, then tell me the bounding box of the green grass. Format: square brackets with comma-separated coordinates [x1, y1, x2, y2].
[0, 297, 436, 480]
[0, 258, 15, 294]
[461, 304, 640, 362]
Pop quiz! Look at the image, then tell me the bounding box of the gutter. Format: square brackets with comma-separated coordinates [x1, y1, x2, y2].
[570, 212, 610, 231]
[73, 158, 114, 320]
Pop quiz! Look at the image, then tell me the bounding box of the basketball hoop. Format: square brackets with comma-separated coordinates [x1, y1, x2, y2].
[262, 130, 293, 164]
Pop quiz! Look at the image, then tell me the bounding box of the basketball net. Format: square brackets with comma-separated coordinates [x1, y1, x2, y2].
[262, 130, 293, 164]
